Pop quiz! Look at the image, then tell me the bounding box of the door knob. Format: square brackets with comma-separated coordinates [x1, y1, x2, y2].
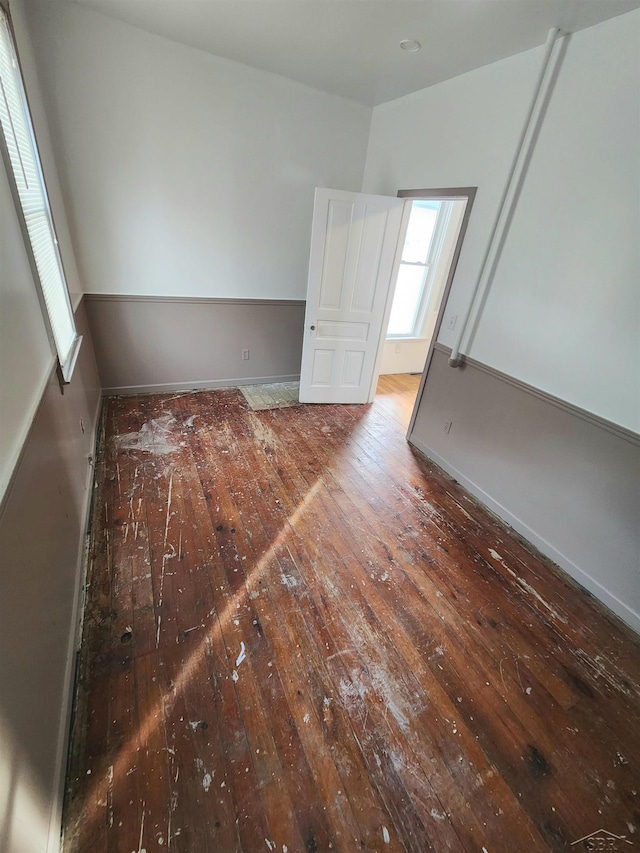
[310, 325, 316, 330]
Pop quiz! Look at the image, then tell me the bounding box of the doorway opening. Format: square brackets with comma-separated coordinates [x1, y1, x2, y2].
[375, 188, 476, 418]
[299, 186, 474, 406]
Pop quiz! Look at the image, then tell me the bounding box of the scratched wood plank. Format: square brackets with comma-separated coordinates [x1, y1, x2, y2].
[163, 409, 300, 852]
[259, 404, 548, 852]
[193, 394, 414, 852]
[218, 400, 533, 851]
[191, 392, 354, 851]
[208, 408, 443, 852]
[64, 375, 640, 853]
[149, 453, 242, 852]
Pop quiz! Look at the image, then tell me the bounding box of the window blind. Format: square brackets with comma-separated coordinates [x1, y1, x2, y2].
[0, 8, 79, 380]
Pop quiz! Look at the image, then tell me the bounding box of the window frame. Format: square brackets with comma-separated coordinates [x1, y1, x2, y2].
[386, 200, 452, 340]
[0, 3, 81, 385]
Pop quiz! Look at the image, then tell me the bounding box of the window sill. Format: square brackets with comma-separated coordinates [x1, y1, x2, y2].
[59, 334, 83, 386]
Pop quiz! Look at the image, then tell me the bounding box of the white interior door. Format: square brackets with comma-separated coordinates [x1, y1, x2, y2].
[299, 188, 411, 404]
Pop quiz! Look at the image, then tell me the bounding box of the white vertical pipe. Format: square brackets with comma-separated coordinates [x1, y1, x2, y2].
[449, 27, 562, 367]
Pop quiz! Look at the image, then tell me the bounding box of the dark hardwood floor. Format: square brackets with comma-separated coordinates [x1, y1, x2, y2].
[63, 374, 640, 853]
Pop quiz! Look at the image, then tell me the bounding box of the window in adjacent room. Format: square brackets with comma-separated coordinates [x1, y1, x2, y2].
[386, 199, 450, 339]
[0, 6, 81, 382]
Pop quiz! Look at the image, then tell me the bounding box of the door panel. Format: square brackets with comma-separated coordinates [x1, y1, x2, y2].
[342, 350, 365, 386]
[299, 188, 410, 404]
[315, 320, 369, 341]
[311, 350, 334, 386]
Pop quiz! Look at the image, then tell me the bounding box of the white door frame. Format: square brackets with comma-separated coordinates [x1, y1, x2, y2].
[398, 187, 478, 438]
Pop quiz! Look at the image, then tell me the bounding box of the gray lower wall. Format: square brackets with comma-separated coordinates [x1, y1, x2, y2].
[0, 300, 101, 853]
[410, 345, 640, 634]
[84, 295, 306, 394]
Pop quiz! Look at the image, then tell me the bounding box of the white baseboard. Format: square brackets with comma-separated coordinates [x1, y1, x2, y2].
[409, 435, 640, 636]
[47, 394, 102, 853]
[102, 374, 301, 396]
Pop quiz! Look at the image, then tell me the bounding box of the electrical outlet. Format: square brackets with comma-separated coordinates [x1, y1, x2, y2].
[447, 314, 458, 331]
[443, 419, 453, 434]
[395, 342, 401, 354]
[242, 349, 250, 361]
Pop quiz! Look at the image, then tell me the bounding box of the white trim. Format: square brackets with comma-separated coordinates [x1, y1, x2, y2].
[60, 333, 82, 383]
[46, 392, 101, 853]
[387, 200, 451, 339]
[413, 201, 452, 336]
[409, 435, 640, 636]
[102, 373, 301, 397]
[83, 293, 305, 306]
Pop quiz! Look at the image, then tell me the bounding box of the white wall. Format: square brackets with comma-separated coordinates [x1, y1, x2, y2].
[23, 0, 372, 301]
[473, 14, 639, 431]
[363, 47, 539, 333]
[363, 12, 640, 432]
[379, 338, 429, 376]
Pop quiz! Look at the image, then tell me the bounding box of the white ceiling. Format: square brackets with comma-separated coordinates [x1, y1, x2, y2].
[70, 0, 640, 106]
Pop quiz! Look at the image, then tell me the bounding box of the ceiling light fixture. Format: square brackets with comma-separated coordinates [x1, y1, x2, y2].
[400, 39, 421, 52]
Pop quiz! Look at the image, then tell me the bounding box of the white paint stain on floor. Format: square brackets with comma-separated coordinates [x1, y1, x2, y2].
[116, 415, 180, 456]
[488, 549, 567, 623]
